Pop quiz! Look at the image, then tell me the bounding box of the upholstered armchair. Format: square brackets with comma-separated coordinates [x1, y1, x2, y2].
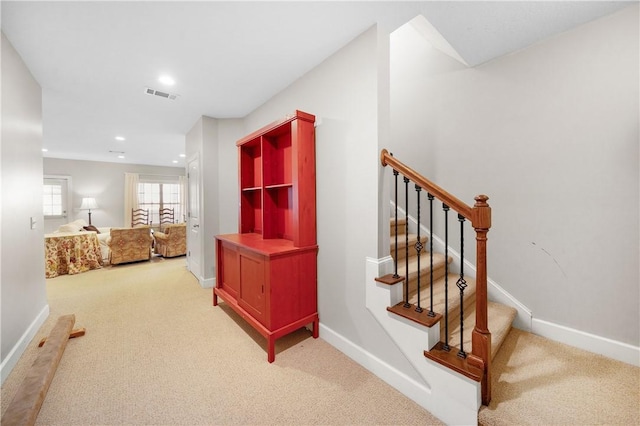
[154, 223, 186, 258]
[107, 226, 153, 265]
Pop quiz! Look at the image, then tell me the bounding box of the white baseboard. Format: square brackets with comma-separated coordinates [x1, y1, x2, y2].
[531, 318, 640, 367]
[1, 304, 50, 385]
[200, 276, 215, 289]
[319, 323, 433, 413]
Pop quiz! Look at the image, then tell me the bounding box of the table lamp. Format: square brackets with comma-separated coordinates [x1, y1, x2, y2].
[80, 197, 98, 225]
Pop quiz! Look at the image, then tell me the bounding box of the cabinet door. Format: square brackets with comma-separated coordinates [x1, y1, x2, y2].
[220, 242, 240, 300]
[238, 249, 266, 324]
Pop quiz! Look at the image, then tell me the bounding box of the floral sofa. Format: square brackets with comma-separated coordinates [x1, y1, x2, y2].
[107, 226, 154, 265]
[154, 223, 186, 258]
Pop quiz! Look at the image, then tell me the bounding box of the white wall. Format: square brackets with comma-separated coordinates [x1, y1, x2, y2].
[200, 117, 219, 286]
[216, 119, 244, 235]
[1, 33, 48, 382]
[390, 5, 639, 346]
[185, 116, 243, 287]
[43, 158, 184, 233]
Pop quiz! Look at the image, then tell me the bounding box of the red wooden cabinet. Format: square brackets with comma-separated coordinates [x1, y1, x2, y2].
[214, 111, 318, 362]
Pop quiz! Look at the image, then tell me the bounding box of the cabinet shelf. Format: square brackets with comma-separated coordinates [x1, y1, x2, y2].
[265, 183, 292, 189]
[215, 110, 318, 363]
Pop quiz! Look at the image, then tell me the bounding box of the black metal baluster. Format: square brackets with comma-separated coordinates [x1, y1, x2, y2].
[427, 193, 435, 317]
[457, 214, 468, 359]
[392, 169, 400, 279]
[403, 177, 411, 308]
[414, 185, 423, 313]
[443, 203, 450, 351]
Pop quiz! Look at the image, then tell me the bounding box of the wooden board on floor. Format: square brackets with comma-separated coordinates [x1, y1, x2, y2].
[1, 314, 76, 426]
[38, 328, 85, 347]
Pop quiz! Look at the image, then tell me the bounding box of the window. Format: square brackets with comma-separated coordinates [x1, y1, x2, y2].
[43, 177, 69, 218]
[137, 181, 183, 225]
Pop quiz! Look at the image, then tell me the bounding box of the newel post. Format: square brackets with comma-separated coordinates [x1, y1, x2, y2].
[472, 194, 492, 405]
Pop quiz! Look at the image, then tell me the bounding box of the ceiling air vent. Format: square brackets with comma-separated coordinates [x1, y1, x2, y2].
[145, 87, 179, 101]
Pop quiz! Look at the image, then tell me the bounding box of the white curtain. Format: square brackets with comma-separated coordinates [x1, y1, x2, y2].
[179, 175, 187, 223]
[124, 173, 139, 227]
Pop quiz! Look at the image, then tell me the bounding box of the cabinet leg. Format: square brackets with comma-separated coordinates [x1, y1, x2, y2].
[213, 290, 218, 306]
[268, 337, 275, 363]
[312, 317, 319, 338]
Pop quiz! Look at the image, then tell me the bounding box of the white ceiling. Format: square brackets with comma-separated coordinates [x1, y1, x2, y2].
[1, 1, 633, 167]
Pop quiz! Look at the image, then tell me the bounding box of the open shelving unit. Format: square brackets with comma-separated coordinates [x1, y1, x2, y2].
[214, 110, 318, 362]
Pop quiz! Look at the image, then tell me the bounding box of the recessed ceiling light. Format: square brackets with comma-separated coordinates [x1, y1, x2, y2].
[158, 75, 175, 86]
[118, 155, 125, 159]
[42, 148, 48, 152]
[115, 136, 125, 141]
[172, 160, 178, 164]
[179, 154, 186, 158]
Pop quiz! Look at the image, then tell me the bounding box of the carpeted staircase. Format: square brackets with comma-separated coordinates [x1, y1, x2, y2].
[390, 217, 516, 361]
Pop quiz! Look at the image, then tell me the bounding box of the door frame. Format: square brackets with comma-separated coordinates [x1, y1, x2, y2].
[186, 153, 203, 283]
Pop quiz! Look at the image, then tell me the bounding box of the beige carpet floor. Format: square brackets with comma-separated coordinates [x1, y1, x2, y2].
[2, 256, 639, 425]
[481, 327, 639, 425]
[2, 257, 443, 425]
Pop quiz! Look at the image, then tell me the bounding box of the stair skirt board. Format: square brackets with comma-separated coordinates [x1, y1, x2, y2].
[365, 256, 481, 425]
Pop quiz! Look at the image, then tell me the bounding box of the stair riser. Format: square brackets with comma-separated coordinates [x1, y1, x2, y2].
[390, 223, 407, 235]
[408, 272, 478, 336]
[441, 293, 476, 343]
[390, 247, 430, 261]
[390, 234, 427, 260]
[389, 219, 407, 236]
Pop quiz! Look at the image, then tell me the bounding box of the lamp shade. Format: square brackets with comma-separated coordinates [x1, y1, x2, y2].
[80, 197, 98, 210]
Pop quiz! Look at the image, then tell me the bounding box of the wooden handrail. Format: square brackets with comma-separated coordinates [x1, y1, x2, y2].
[381, 149, 473, 220]
[381, 148, 493, 405]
